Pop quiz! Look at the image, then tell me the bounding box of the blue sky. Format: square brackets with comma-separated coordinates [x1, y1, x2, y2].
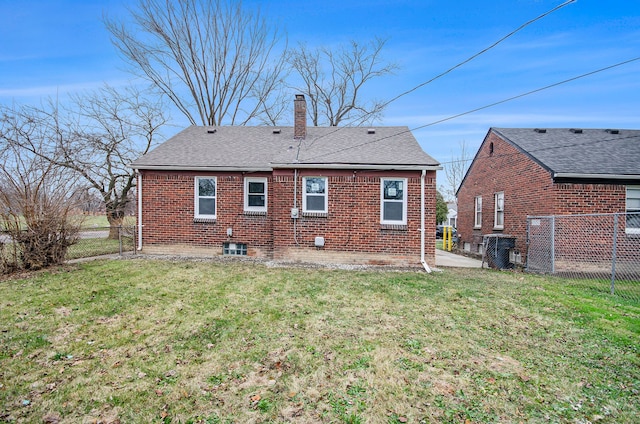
[1, 0, 639, 173]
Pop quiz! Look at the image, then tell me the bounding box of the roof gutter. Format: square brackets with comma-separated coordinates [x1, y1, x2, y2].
[131, 164, 443, 172]
[130, 165, 273, 172]
[553, 172, 640, 181]
[272, 163, 443, 171]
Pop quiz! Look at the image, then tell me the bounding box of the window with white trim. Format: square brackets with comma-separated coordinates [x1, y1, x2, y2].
[626, 185, 640, 234]
[303, 177, 327, 213]
[474, 196, 482, 228]
[244, 177, 267, 213]
[494, 192, 504, 229]
[381, 178, 407, 225]
[195, 177, 216, 219]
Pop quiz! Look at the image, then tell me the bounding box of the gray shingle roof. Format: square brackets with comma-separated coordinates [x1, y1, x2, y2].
[131, 125, 440, 171]
[492, 128, 640, 177]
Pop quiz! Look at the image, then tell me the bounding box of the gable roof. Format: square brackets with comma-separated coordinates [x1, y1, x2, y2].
[131, 125, 440, 171]
[492, 128, 640, 181]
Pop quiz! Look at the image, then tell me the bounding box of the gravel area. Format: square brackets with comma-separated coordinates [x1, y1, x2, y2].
[110, 253, 425, 272]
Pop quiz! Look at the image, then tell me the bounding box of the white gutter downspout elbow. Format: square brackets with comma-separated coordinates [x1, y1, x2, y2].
[137, 171, 143, 251]
[420, 169, 432, 273]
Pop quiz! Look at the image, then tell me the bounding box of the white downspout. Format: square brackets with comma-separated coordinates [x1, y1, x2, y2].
[293, 169, 299, 245]
[420, 169, 432, 272]
[137, 171, 143, 251]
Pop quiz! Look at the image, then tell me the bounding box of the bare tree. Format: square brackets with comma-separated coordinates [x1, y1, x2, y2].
[0, 113, 83, 272]
[288, 38, 398, 126]
[0, 85, 167, 239]
[105, 0, 288, 126]
[442, 140, 472, 204]
[69, 85, 167, 238]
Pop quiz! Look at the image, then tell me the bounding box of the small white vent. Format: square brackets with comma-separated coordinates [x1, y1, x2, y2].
[367, 128, 376, 134]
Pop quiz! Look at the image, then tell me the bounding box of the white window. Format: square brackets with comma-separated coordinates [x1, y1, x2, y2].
[626, 186, 640, 234]
[381, 178, 407, 225]
[474, 196, 482, 228]
[195, 177, 216, 219]
[244, 177, 267, 212]
[494, 192, 504, 229]
[303, 177, 327, 213]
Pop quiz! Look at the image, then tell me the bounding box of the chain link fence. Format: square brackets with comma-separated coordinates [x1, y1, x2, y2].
[1, 226, 136, 270]
[65, 226, 137, 260]
[527, 213, 640, 302]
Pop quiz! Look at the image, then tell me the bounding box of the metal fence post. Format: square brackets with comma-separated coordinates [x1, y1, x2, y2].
[132, 225, 137, 255]
[118, 226, 123, 256]
[551, 216, 555, 274]
[525, 218, 530, 272]
[611, 214, 618, 295]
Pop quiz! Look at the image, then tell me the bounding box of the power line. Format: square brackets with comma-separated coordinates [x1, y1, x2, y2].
[300, 56, 640, 163]
[379, 0, 577, 109]
[412, 56, 640, 131]
[304, 0, 577, 146]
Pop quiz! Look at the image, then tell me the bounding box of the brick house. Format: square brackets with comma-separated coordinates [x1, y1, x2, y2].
[130, 95, 441, 268]
[456, 127, 640, 262]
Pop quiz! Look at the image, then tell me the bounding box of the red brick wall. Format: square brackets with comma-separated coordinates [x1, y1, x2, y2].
[553, 183, 625, 214]
[457, 130, 629, 260]
[457, 131, 554, 255]
[139, 168, 437, 265]
[551, 185, 626, 263]
[140, 170, 274, 256]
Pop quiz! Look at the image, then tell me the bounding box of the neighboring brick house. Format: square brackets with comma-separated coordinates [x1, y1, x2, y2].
[456, 127, 640, 262]
[130, 95, 441, 268]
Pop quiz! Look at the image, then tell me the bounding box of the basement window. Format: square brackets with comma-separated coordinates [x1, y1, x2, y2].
[223, 242, 247, 256]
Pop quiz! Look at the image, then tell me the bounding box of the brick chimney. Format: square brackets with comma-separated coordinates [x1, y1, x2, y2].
[294, 94, 307, 139]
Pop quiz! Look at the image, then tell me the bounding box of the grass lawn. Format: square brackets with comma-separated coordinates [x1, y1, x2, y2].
[1, 259, 638, 423]
[80, 215, 136, 228]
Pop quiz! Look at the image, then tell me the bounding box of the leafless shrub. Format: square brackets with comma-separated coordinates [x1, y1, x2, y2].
[0, 109, 84, 273]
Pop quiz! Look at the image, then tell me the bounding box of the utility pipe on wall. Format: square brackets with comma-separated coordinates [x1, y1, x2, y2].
[293, 169, 299, 244]
[137, 171, 143, 251]
[420, 169, 432, 273]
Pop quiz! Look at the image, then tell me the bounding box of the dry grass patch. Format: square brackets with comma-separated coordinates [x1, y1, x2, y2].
[0, 259, 638, 423]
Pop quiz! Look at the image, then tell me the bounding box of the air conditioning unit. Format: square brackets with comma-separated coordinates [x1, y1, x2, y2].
[509, 249, 522, 264]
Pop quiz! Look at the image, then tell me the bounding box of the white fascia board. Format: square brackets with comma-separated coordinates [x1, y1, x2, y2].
[272, 163, 442, 171]
[554, 173, 640, 180]
[130, 163, 444, 172]
[130, 165, 273, 172]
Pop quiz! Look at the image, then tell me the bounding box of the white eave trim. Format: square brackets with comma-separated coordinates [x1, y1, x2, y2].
[272, 163, 443, 171]
[131, 163, 443, 172]
[554, 172, 640, 180]
[130, 165, 273, 172]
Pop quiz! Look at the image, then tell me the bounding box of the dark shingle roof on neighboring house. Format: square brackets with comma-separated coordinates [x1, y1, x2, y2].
[492, 128, 640, 180]
[131, 125, 440, 171]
